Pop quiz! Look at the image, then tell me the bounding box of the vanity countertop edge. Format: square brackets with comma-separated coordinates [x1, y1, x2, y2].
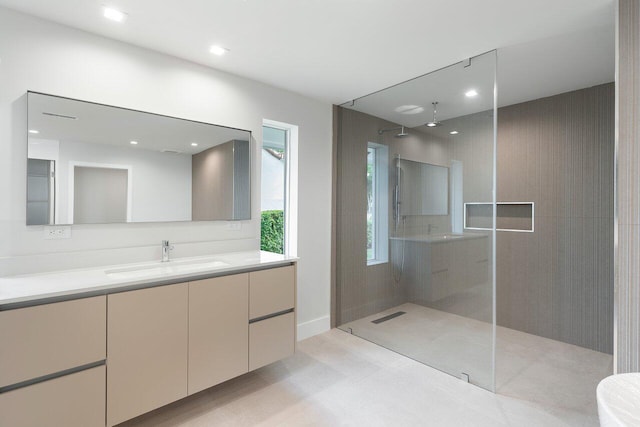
[0, 250, 298, 310]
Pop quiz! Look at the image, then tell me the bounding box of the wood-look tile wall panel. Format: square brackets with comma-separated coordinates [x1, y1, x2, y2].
[336, 107, 406, 324]
[616, 0, 640, 372]
[497, 83, 614, 354]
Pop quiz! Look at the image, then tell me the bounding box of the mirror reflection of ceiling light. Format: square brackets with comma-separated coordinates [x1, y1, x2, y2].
[130, 140, 138, 145]
[450, 131, 459, 135]
[210, 45, 229, 56]
[28, 129, 39, 134]
[395, 105, 425, 115]
[465, 89, 478, 98]
[103, 7, 127, 22]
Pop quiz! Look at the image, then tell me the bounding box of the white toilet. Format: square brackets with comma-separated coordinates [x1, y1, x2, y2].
[597, 373, 640, 426]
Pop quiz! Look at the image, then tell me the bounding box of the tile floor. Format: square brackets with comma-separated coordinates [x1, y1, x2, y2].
[341, 303, 613, 426]
[120, 308, 612, 426]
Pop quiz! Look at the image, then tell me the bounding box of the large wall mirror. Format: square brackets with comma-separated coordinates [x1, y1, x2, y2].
[26, 92, 251, 225]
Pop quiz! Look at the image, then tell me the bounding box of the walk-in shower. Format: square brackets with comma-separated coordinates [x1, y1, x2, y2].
[335, 47, 614, 419]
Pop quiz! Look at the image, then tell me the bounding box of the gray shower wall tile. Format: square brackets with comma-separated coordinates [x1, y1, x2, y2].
[496, 83, 614, 354]
[336, 107, 447, 325]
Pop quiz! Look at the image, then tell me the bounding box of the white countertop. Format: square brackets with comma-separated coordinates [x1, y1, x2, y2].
[597, 373, 640, 427]
[0, 250, 297, 309]
[389, 232, 488, 243]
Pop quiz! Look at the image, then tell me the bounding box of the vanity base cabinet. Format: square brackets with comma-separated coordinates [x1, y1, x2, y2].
[188, 274, 249, 395]
[107, 283, 188, 427]
[0, 365, 105, 427]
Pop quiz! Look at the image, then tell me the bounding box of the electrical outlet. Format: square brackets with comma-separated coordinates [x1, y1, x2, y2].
[43, 226, 72, 240]
[227, 221, 241, 230]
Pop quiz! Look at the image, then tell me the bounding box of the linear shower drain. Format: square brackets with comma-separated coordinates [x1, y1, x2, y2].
[371, 311, 406, 324]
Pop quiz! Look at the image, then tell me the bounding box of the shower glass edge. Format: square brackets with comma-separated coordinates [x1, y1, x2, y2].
[335, 50, 498, 392]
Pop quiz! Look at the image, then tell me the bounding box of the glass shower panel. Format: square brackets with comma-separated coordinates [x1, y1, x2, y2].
[336, 51, 496, 391]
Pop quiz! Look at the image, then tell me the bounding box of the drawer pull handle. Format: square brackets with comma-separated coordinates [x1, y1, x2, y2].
[249, 308, 294, 324]
[0, 360, 105, 394]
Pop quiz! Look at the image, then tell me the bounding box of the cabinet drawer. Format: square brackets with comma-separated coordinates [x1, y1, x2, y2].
[0, 296, 106, 388]
[249, 312, 295, 371]
[0, 365, 106, 427]
[249, 265, 295, 319]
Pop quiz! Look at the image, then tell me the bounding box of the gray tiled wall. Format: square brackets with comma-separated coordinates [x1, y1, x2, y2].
[497, 83, 614, 354]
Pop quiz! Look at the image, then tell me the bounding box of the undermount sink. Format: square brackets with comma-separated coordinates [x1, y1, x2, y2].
[106, 258, 230, 279]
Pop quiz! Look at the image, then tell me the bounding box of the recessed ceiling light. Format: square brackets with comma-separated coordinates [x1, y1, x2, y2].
[209, 45, 229, 56]
[130, 140, 138, 145]
[28, 129, 39, 134]
[449, 131, 459, 135]
[465, 89, 478, 98]
[191, 142, 198, 147]
[426, 122, 437, 127]
[103, 7, 127, 22]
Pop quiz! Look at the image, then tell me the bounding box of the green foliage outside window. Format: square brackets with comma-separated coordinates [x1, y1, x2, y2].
[260, 210, 284, 254]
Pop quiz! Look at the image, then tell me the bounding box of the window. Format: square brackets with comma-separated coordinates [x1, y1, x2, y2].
[366, 142, 389, 265]
[260, 120, 298, 256]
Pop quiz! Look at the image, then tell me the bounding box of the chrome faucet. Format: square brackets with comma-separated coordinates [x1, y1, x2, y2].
[161, 240, 174, 262]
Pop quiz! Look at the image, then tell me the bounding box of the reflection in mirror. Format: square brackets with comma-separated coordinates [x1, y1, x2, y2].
[396, 158, 448, 217]
[26, 92, 251, 225]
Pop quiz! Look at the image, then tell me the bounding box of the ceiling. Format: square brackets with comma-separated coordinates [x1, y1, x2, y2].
[346, 52, 496, 127]
[0, 0, 615, 106]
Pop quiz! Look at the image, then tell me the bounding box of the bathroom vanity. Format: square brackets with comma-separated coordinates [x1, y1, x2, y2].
[0, 251, 297, 427]
[391, 233, 489, 302]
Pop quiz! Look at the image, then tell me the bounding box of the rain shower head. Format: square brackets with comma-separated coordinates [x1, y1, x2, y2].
[425, 102, 442, 128]
[378, 126, 409, 138]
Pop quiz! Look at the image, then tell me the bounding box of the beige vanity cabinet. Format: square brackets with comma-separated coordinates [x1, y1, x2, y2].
[188, 273, 249, 395]
[107, 282, 189, 427]
[249, 265, 296, 370]
[0, 260, 296, 426]
[0, 296, 107, 427]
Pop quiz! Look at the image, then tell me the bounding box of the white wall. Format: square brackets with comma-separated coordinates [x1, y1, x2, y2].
[0, 7, 332, 339]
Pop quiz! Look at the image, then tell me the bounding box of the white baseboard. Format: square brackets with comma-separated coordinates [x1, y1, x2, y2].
[297, 315, 330, 341]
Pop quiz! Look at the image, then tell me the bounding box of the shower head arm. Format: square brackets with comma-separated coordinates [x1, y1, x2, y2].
[378, 126, 409, 138]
